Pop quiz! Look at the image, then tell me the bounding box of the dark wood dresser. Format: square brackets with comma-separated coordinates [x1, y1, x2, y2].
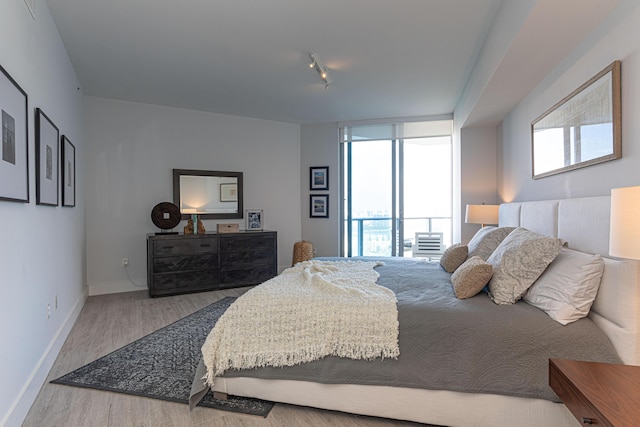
[549, 358, 640, 426]
[147, 231, 277, 297]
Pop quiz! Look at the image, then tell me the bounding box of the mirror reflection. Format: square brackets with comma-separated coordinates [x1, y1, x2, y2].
[531, 61, 621, 179]
[173, 169, 243, 219]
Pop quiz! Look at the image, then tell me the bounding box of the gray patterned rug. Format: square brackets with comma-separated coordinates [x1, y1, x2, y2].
[51, 297, 274, 417]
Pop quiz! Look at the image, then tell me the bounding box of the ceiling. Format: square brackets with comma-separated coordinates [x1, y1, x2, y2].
[44, 0, 617, 125]
[45, 0, 502, 124]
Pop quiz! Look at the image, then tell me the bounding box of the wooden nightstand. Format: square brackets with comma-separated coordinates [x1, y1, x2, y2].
[549, 358, 640, 426]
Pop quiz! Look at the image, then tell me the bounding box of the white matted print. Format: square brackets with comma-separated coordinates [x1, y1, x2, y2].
[36, 108, 59, 206]
[0, 64, 29, 203]
[246, 209, 263, 230]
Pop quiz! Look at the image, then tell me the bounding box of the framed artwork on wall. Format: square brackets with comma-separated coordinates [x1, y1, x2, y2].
[61, 135, 75, 207]
[310, 166, 329, 190]
[310, 194, 329, 218]
[0, 64, 29, 203]
[246, 209, 264, 230]
[35, 108, 59, 206]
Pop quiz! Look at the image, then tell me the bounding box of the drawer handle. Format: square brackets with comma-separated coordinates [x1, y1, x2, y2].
[200, 244, 211, 247]
[581, 417, 596, 425]
[163, 246, 173, 249]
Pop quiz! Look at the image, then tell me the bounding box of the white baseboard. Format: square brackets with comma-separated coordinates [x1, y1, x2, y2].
[88, 278, 148, 296]
[2, 288, 88, 427]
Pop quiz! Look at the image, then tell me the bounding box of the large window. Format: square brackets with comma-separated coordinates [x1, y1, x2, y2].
[341, 120, 452, 257]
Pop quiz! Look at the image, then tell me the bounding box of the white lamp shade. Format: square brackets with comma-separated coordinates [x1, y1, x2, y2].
[465, 204, 499, 225]
[610, 186, 640, 260]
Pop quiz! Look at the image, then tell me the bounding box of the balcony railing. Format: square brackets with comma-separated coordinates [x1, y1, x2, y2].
[347, 216, 451, 257]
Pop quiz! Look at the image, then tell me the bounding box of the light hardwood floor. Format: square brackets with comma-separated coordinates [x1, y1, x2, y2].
[23, 288, 427, 426]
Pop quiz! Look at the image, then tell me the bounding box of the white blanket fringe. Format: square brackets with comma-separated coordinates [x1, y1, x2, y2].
[202, 260, 399, 386]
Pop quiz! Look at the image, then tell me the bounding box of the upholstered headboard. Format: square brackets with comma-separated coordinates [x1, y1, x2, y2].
[499, 196, 640, 366]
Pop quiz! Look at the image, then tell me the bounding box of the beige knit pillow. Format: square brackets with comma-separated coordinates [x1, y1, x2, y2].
[487, 228, 563, 305]
[467, 226, 516, 261]
[451, 256, 493, 299]
[440, 244, 468, 273]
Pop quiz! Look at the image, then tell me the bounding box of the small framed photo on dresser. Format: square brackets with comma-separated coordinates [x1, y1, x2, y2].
[246, 209, 263, 231]
[310, 166, 329, 190]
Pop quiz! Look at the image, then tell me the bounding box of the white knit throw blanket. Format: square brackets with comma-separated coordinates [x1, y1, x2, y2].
[202, 260, 399, 387]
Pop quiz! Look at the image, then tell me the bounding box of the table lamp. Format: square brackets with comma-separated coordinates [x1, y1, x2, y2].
[465, 204, 499, 228]
[610, 186, 640, 260]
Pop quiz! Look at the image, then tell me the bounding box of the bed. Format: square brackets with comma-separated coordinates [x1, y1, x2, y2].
[194, 196, 640, 427]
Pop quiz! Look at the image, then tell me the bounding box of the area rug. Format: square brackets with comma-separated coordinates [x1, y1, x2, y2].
[51, 296, 274, 417]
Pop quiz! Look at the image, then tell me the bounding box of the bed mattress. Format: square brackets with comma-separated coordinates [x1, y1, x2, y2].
[204, 257, 621, 402]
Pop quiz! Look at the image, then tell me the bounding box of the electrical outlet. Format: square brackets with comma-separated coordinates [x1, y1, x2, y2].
[122, 257, 129, 267]
[47, 303, 51, 319]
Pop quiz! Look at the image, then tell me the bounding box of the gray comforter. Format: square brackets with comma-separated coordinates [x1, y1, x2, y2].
[197, 257, 621, 403]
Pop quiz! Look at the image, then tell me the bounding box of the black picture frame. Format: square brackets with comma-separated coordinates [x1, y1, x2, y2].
[61, 135, 76, 207]
[35, 108, 59, 206]
[310, 166, 329, 190]
[0, 64, 29, 203]
[310, 194, 329, 218]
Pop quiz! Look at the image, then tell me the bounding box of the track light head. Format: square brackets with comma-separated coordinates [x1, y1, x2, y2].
[309, 53, 331, 89]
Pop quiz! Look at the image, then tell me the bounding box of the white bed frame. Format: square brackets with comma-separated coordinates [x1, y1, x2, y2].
[212, 196, 640, 427]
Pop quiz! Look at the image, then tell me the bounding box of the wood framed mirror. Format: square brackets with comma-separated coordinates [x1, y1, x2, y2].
[531, 61, 621, 179]
[173, 169, 243, 219]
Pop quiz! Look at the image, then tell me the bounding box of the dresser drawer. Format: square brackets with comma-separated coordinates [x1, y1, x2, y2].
[220, 234, 275, 252]
[153, 254, 218, 274]
[153, 237, 218, 256]
[220, 250, 275, 268]
[220, 265, 276, 287]
[152, 270, 220, 291]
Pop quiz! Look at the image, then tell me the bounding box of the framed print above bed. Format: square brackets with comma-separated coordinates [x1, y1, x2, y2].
[61, 135, 75, 207]
[35, 108, 59, 206]
[0, 64, 29, 203]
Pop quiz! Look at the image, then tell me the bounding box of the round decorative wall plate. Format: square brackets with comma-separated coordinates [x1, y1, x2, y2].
[151, 202, 181, 230]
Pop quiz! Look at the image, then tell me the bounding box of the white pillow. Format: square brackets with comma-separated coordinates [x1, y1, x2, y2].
[487, 228, 563, 305]
[524, 248, 604, 325]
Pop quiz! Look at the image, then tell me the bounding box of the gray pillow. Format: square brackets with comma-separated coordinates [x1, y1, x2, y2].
[467, 226, 515, 261]
[487, 227, 563, 305]
[451, 256, 493, 299]
[440, 244, 468, 273]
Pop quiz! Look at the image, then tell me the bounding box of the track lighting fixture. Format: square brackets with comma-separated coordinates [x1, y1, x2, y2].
[309, 53, 331, 89]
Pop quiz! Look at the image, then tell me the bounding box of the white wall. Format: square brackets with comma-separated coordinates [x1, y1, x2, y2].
[500, 0, 640, 202]
[300, 123, 341, 257]
[460, 127, 498, 243]
[84, 97, 301, 295]
[0, 1, 85, 426]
